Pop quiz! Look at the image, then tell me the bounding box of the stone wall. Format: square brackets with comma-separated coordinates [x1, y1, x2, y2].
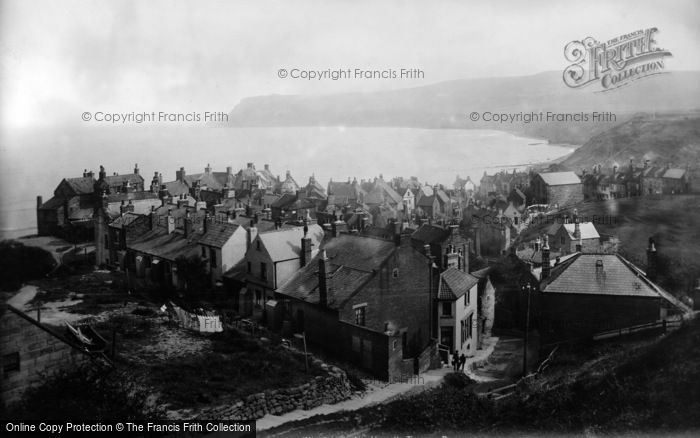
[196, 363, 351, 421]
[1, 305, 92, 406]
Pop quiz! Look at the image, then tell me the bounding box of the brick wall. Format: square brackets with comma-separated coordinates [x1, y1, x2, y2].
[1, 306, 92, 406]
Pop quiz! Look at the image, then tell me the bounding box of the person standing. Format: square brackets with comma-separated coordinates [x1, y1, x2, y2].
[460, 353, 467, 372]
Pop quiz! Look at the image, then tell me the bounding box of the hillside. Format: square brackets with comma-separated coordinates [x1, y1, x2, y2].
[518, 195, 700, 297]
[562, 113, 700, 170]
[262, 318, 700, 436]
[228, 71, 700, 145]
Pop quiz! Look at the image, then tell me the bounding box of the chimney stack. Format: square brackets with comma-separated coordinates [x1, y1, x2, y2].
[150, 206, 157, 230]
[541, 235, 551, 280]
[318, 250, 332, 307]
[646, 237, 657, 281]
[205, 163, 211, 174]
[36, 195, 43, 209]
[247, 220, 258, 250]
[573, 209, 581, 240]
[134, 163, 139, 175]
[204, 212, 210, 234]
[166, 210, 175, 234]
[184, 211, 192, 238]
[300, 223, 313, 267]
[461, 241, 470, 273]
[176, 166, 186, 182]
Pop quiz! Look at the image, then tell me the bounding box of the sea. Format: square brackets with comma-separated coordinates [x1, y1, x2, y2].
[0, 126, 574, 239]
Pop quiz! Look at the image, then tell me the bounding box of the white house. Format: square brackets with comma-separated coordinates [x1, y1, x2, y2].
[437, 266, 479, 357]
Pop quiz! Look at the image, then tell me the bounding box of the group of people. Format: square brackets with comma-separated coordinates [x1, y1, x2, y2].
[452, 350, 467, 371]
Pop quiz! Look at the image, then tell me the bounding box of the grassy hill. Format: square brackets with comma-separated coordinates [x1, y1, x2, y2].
[263, 319, 700, 436]
[518, 194, 700, 297]
[561, 112, 700, 170]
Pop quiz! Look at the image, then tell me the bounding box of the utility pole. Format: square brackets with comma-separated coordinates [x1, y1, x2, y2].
[294, 332, 308, 373]
[522, 283, 533, 377]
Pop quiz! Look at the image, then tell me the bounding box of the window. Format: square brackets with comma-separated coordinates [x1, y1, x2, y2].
[464, 292, 468, 307]
[354, 306, 366, 326]
[256, 240, 261, 251]
[393, 339, 398, 351]
[460, 320, 467, 345]
[392, 268, 399, 278]
[260, 262, 267, 281]
[3, 352, 20, 376]
[209, 248, 216, 267]
[201, 246, 206, 258]
[466, 314, 473, 339]
[561, 235, 565, 245]
[255, 289, 262, 306]
[247, 262, 251, 273]
[441, 302, 452, 316]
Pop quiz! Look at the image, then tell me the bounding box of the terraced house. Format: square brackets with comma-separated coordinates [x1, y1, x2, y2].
[276, 232, 438, 380]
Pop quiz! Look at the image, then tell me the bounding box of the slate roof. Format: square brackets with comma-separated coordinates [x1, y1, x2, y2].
[185, 172, 225, 190]
[199, 223, 240, 248]
[374, 180, 403, 204]
[277, 234, 396, 308]
[280, 172, 300, 193]
[271, 193, 297, 209]
[537, 171, 581, 186]
[105, 173, 143, 186]
[438, 267, 479, 300]
[127, 228, 202, 261]
[411, 224, 451, 244]
[435, 189, 450, 205]
[61, 177, 95, 195]
[258, 224, 324, 262]
[562, 222, 600, 240]
[471, 266, 492, 279]
[663, 168, 687, 179]
[68, 208, 93, 221]
[110, 212, 142, 229]
[163, 180, 191, 196]
[417, 195, 437, 207]
[39, 196, 64, 210]
[542, 254, 660, 298]
[328, 182, 364, 199]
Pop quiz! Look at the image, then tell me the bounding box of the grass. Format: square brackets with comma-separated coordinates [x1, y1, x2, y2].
[263, 319, 700, 436]
[145, 328, 326, 408]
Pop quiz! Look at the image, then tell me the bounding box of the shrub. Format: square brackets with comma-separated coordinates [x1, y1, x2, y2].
[0, 240, 56, 291]
[442, 372, 474, 389]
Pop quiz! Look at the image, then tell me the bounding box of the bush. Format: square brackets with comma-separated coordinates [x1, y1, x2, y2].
[1, 368, 162, 423]
[0, 240, 56, 291]
[346, 371, 367, 392]
[442, 372, 474, 389]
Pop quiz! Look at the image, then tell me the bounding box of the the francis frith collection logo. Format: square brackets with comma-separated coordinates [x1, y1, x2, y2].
[563, 27, 672, 91]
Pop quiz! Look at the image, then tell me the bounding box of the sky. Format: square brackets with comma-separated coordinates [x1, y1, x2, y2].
[1, 0, 699, 128]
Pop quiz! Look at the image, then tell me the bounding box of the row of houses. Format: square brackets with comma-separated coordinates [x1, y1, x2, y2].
[582, 160, 691, 200]
[97, 191, 495, 379]
[34, 161, 695, 381]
